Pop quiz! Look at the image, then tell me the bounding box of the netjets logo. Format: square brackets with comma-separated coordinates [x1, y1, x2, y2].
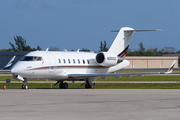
[107, 57, 116, 60]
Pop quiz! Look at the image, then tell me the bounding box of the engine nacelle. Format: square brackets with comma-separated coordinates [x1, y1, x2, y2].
[96, 52, 123, 66]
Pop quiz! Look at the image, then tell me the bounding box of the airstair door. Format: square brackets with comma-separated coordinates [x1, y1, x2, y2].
[46, 52, 56, 73]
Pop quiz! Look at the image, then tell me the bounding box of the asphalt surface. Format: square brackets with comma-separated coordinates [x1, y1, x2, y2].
[0, 89, 180, 120]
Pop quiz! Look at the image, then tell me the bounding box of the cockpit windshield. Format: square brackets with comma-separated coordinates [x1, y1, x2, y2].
[20, 56, 43, 61]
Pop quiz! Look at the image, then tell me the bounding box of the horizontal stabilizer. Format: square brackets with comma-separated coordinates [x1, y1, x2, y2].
[111, 29, 162, 32]
[125, 29, 162, 32]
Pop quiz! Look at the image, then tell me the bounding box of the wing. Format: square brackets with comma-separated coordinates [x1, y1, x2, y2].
[68, 60, 176, 80]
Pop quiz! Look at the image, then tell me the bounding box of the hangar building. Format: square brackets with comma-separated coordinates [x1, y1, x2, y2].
[162, 54, 180, 67]
[125, 56, 178, 69]
[0, 51, 29, 69]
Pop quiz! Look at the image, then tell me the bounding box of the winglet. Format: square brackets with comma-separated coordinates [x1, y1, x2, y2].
[166, 60, 176, 74]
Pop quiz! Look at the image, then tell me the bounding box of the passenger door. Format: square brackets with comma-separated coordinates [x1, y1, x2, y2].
[46, 52, 56, 73]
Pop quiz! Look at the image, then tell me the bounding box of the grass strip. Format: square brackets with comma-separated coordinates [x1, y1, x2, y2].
[1, 83, 180, 89]
[97, 76, 180, 81]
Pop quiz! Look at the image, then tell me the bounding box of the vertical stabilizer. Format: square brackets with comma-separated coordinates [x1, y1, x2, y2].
[108, 27, 134, 58]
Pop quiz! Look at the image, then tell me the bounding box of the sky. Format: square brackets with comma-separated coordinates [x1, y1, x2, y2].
[0, 0, 180, 52]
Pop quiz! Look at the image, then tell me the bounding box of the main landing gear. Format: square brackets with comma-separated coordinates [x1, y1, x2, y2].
[85, 78, 95, 89]
[54, 79, 95, 89]
[54, 81, 68, 89]
[59, 81, 68, 89]
[22, 78, 28, 89]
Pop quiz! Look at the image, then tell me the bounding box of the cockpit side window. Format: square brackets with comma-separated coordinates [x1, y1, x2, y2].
[20, 56, 34, 61]
[34, 57, 43, 61]
[20, 56, 43, 61]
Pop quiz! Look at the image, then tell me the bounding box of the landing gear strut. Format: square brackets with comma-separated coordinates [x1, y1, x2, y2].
[85, 78, 95, 89]
[22, 78, 28, 89]
[59, 81, 68, 89]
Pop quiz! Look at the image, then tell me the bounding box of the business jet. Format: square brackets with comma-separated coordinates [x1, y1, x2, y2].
[10, 27, 175, 89]
[1, 56, 16, 70]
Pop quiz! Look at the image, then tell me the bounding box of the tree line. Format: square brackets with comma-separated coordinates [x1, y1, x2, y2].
[126, 42, 179, 56]
[0, 36, 179, 56]
[98, 41, 179, 56]
[0, 36, 42, 52]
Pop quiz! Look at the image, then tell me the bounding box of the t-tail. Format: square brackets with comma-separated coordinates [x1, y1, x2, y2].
[108, 27, 162, 58]
[96, 27, 161, 71]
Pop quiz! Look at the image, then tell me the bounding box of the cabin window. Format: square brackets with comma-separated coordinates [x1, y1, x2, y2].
[63, 59, 66, 63]
[58, 59, 61, 63]
[83, 59, 85, 64]
[87, 60, 90, 64]
[78, 59, 80, 64]
[73, 59, 75, 64]
[68, 59, 70, 64]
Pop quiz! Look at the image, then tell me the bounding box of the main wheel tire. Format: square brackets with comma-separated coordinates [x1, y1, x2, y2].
[91, 83, 95, 89]
[59, 83, 64, 89]
[22, 85, 28, 89]
[91, 85, 94, 89]
[22, 85, 25, 89]
[85, 83, 90, 89]
[63, 82, 68, 89]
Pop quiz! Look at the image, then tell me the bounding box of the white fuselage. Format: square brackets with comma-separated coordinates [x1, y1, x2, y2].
[11, 51, 129, 80]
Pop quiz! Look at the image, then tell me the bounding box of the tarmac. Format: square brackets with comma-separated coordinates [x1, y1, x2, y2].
[0, 89, 180, 120]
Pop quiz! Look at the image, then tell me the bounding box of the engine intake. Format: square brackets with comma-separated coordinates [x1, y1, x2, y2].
[96, 52, 123, 66]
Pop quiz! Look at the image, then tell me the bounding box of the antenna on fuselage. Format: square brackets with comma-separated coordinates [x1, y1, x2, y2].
[46, 48, 49, 52]
[77, 49, 80, 52]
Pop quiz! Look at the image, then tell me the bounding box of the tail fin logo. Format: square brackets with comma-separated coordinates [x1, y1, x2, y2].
[118, 45, 129, 58]
[166, 60, 176, 74]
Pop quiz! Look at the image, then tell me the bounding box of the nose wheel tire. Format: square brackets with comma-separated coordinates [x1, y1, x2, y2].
[22, 85, 28, 89]
[22, 78, 28, 89]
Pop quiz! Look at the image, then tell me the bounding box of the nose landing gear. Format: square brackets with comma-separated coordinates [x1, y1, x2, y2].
[22, 78, 28, 89]
[22, 84, 28, 89]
